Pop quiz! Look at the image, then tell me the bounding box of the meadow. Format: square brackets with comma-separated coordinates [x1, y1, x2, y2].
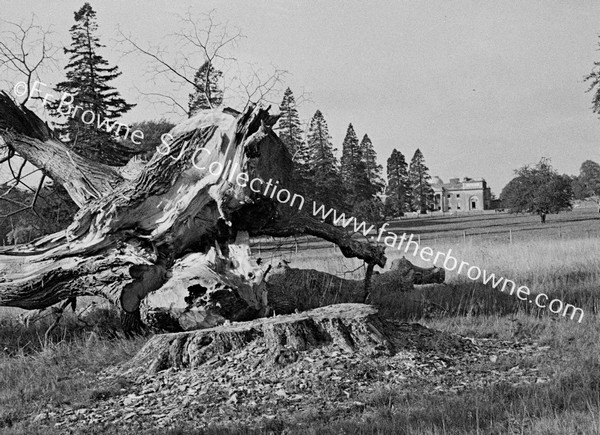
[2, 207, 600, 433]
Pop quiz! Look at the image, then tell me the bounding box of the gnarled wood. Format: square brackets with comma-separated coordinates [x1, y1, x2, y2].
[124, 303, 395, 375]
[0, 100, 391, 329]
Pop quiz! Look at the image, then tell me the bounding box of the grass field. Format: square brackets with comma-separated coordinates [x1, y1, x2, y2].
[2, 208, 600, 433]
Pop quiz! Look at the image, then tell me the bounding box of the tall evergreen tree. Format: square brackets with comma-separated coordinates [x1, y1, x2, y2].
[188, 60, 223, 116]
[340, 124, 373, 209]
[408, 149, 434, 214]
[48, 3, 135, 164]
[274, 88, 310, 192]
[275, 88, 304, 158]
[385, 149, 411, 216]
[306, 110, 343, 208]
[340, 123, 360, 184]
[359, 134, 385, 194]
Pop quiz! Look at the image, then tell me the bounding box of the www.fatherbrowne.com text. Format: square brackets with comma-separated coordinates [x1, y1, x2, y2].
[18, 78, 583, 323]
[165, 146, 585, 323]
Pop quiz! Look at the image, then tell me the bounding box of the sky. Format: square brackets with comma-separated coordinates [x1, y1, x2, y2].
[2, 0, 600, 195]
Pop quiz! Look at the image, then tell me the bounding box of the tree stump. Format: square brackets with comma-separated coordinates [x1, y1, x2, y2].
[125, 303, 395, 375]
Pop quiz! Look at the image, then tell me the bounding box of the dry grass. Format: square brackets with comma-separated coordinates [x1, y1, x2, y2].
[0, 312, 145, 432]
[2, 210, 600, 433]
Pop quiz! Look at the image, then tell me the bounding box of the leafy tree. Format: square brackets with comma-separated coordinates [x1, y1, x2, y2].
[48, 3, 135, 165]
[306, 110, 344, 209]
[128, 119, 176, 160]
[353, 197, 386, 231]
[408, 149, 434, 213]
[385, 149, 411, 216]
[571, 160, 600, 200]
[0, 182, 77, 243]
[188, 60, 223, 116]
[500, 158, 573, 222]
[359, 134, 384, 194]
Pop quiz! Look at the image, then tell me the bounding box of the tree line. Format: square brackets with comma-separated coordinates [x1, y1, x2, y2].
[274, 88, 437, 223]
[5, 2, 437, 230]
[5, 2, 600, 240]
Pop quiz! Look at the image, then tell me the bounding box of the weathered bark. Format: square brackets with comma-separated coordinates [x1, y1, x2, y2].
[0, 98, 390, 329]
[264, 256, 444, 316]
[0, 92, 123, 207]
[124, 303, 395, 375]
[388, 256, 445, 285]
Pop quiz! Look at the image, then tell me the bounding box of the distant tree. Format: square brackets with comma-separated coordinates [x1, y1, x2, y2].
[385, 149, 410, 216]
[353, 197, 385, 231]
[340, 124, 373, 210]
[128, 119, 176, 159]
[408, 149, 434, 214]
[274, 88, 310, 194]
[306, 110, 344, 209]
[48, 3, 135, 165]
[500, 158, 573, 223]
[359, 134, 385, 194]
[275, 88, 304, 157]
[571, 160, 600, 201]
[340, 123, 360, 185]
[188, 60, 223, 116]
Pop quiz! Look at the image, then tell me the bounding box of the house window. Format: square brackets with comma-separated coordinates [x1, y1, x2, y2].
[457, 203, 461, 210]
[457, 194, 460, 198]
[447, 194, 451, 198]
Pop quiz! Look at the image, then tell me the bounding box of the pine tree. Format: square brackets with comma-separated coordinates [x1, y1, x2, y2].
[359, 134, 384, 194]
[408, 149, 434, 214]
[340, 123, 360, 185]
[275, 88, 310, 192]
[385, 149, 410, 216]
[48, 3, 135, 164]
[340, 124, 374, 210]
[306, 110, 343, 208]
[188, 60, 223, 116]
[275, 88, 304, 158]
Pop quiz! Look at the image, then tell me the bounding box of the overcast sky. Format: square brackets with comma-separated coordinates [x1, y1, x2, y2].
[3, 0, 600, 194]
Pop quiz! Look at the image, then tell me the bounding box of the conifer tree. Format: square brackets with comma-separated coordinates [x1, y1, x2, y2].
[385, 149, 411, 216]
[340, 124, 373, 209]
[275, 88, 304, 158]
[48, 2, 135, 164]
[359, 134, 385, 194]
[274, 88, 310, 192]
[408, 148, 434, 214]
[340, 123, 360, 184]
[306, 110, 343, 208]
[188, 60, 223, 116]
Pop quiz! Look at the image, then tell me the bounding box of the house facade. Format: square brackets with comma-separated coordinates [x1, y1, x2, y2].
[432, 177, 492, 212]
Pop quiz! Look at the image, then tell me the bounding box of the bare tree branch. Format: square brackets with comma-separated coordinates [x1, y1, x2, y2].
[0, 14, 59, 105]
[0, 14, 59, 222]
[116, 9, 295, 114]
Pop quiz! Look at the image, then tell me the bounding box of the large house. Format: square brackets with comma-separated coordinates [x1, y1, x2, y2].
[431, 177, 492, 212]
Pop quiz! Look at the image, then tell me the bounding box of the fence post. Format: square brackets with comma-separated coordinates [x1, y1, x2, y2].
[417, 234, 421, 244]
[463, 231, 466, 243]
[559, 226, 561, 238]
[509, 229, 512, 244]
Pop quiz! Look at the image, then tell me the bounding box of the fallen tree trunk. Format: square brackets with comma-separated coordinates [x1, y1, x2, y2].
[265, 256, 445, 315]
[139, 252, 445, 331]
[0, 99, 389, 329]
[388, 256, 445, 285]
